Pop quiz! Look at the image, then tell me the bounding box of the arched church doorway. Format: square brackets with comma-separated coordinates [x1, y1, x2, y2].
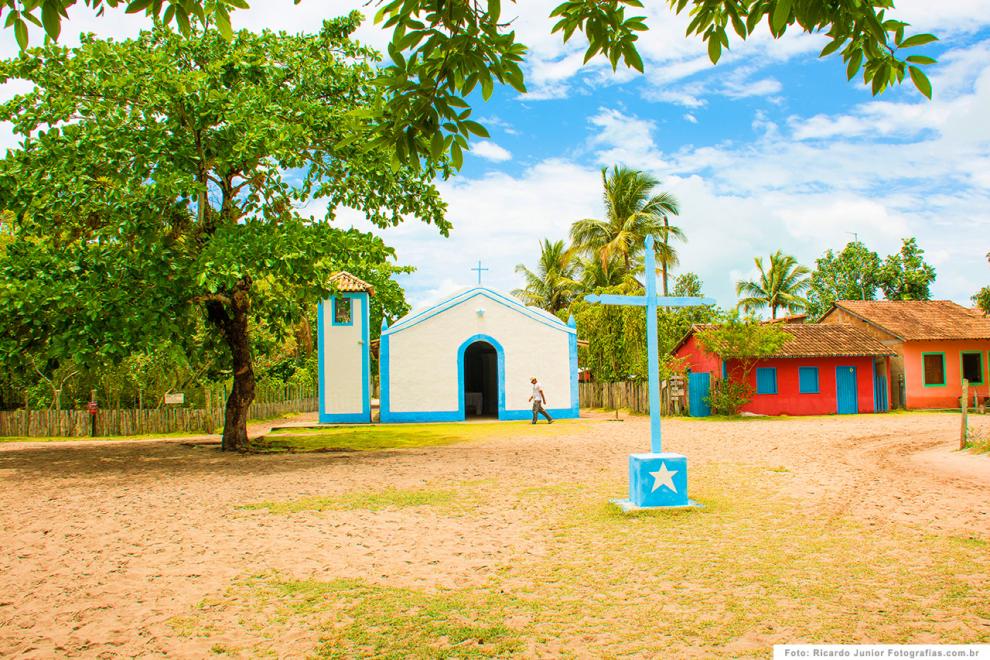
[462, 341, 498, 418]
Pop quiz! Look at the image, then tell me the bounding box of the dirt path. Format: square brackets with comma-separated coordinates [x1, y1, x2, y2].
[0, 412, 987, 656]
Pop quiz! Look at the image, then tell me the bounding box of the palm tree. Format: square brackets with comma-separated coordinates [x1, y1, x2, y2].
[570, 166, 683, 292]
[577, 253, 642, 294]
[736, 250, 811, 319]
[655, 213, 685, 295]
[513, 239, 581, 313]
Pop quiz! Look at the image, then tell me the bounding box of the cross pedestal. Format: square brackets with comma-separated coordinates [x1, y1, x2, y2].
[584, 235, 714, 511]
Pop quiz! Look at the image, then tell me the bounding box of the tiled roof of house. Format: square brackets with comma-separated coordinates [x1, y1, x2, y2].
[775, 323, 894, 357]
[829, 300, 990, 341]
[673, 322, 894, 358]
[329, 271, 374, 294]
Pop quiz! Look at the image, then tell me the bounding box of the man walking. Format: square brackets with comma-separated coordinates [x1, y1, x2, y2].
[529, 377, 553, 424]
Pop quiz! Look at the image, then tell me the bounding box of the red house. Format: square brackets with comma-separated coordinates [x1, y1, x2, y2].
[672, 323, 895, 416]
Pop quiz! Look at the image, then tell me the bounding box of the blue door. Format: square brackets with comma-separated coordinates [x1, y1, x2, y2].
[836, 366, 858, 414]
[688, 372, 711, 417]
[874, 374, 889, 413]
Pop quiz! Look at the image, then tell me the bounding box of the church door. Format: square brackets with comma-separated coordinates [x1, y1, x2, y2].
[462, 341, 499, 417]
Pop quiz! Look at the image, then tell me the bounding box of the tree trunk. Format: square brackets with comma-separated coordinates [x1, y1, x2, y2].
[223, 285, 255, 451]
[206, 278, 256, 452]
[661, 217, 669, 296]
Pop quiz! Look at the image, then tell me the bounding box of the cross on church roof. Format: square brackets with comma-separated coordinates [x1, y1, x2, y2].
[471, 260, 489, 285]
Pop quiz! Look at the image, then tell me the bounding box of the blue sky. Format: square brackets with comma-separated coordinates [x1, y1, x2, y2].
[2, 0, 989, 313]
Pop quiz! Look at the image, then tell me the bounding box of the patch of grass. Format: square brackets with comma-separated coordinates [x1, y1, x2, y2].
[216, 575, 527, 658]
[239, 486, 461, 514]
[255, 420, 586, 453]
[963, 431, 990, 454]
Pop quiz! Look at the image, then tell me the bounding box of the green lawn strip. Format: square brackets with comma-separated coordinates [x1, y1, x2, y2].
[255, 420, 590, 453]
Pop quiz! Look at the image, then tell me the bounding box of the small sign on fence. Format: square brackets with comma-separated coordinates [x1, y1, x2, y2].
[164, 392, 185, 405]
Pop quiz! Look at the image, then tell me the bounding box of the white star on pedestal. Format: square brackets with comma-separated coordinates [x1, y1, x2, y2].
[649, 462, 678, 493]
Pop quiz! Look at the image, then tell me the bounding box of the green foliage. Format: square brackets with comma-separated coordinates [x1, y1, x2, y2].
[696, 312, 789, 366]
[805, 238, 938, 319]
[878, 237, 936, 300]
[1, 1, 939, 169]
[736, 250, 810, 319]
[578, 252, 640, 293]
[673, 272, 703, 297]
[705, 378, 753, 416]
[805, 241, 883, 319]
[570, 166, 681, 275]
[513, 239, 581, 313]
[973, 286, 990, 316]
[0, 19, 446, 446]
[572, 284, 718, 382]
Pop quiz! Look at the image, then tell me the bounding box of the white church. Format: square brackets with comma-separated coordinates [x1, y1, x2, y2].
[317, 271, 580, 423]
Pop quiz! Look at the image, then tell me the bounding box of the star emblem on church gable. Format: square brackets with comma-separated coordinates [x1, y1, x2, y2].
[649, 462, 678, 493]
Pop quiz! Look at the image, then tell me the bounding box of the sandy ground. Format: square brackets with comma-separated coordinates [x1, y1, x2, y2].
[0, 412, 988, 657]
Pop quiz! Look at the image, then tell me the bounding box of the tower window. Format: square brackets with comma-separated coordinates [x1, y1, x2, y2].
[333, 297, 352, 325]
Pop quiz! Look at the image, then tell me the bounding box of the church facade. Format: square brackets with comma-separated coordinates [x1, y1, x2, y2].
[317, 275, 580, 424]
[379, 286, 579, 422]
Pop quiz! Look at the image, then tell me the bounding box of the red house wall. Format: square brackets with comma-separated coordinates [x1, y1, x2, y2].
[673, 335, 722, 374]
[674, 337, 881, 415]
[728, 356, 878, 416]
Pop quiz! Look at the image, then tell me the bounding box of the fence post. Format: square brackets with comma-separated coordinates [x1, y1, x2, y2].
[961, 378, 969, 450]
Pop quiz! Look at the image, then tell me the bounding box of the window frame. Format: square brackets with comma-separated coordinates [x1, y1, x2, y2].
[755, 367, 778, 395]
[331, 295, 354, 326]
[960, 351, 985, 386]
[798, 366, 820, 394]
[921, 352, 946, 387]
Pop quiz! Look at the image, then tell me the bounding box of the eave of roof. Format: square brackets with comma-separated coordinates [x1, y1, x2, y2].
[383, 286, 575, 337]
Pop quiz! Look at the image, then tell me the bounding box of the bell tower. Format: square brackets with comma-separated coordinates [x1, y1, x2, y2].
[318, 272, 372, 423]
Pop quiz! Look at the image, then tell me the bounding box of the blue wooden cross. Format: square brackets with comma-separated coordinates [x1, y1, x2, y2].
[472, 260, 489, 285]
[584, 235, 714, 510]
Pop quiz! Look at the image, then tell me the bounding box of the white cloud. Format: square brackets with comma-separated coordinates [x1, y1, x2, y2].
[683, 113, 698, 124]
[721, 76, 783, 99]
[587, 107, 667, 170]
[470, 141, 512, 162]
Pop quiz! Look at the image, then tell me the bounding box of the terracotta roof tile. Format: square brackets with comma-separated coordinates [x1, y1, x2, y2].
[329, 271, 374, 294]
[831, 300, 990, 341]
[774, 324, 894, 358]
[674, 323, 894, 358]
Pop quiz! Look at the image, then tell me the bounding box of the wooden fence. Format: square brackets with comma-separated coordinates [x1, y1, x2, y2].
[0, 396, 317, 438]
[579, 379, 685, 416]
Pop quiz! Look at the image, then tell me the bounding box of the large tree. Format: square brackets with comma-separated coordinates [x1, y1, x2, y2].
[878, 237, 936, 300]
[571, 166, 681, 281]
[805, 241, 883, 319]
[736, 250, 810, 319]
[0, 16, 448, 450]
[1, 1, 939, 168]
[513, 238, 580, 314]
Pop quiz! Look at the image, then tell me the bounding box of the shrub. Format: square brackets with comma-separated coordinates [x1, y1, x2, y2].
[705, 378, 754, 416]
